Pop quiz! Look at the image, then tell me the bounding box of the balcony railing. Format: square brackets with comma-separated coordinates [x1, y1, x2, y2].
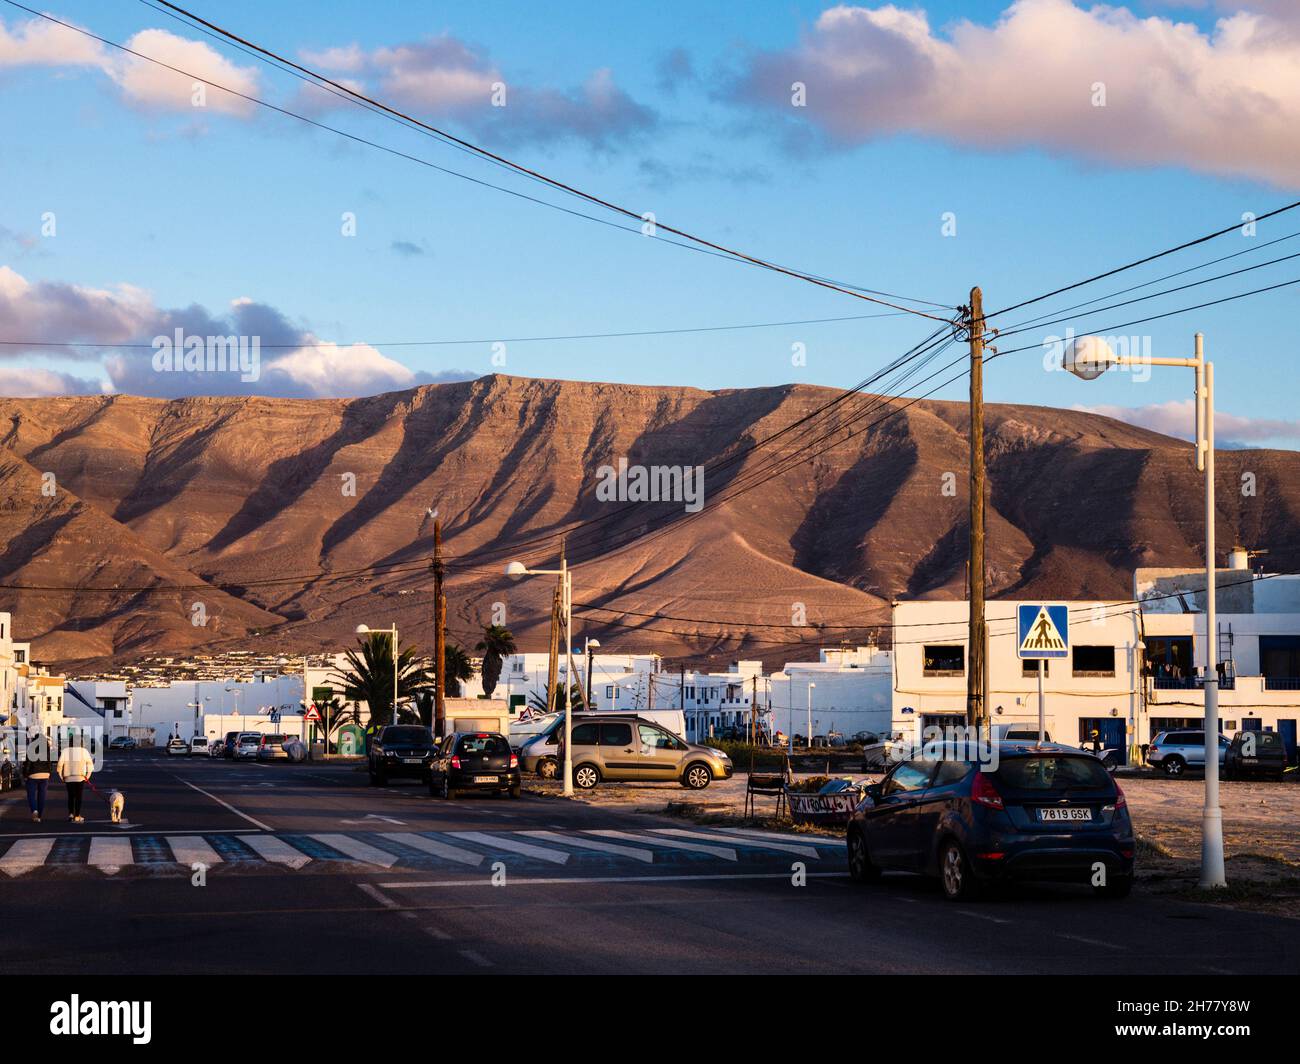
[1153, 675, 1236, 690]
[1264, 676, 1300, 691]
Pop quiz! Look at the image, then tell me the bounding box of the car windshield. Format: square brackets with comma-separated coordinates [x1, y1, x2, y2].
[995, 755, 1112, 791]
[456, 734, 509, 755]
[384, 727, 430, 743]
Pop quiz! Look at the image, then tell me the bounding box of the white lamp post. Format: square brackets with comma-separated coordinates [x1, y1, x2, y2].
[506, 556, 576, 795]
[807, 682, 816, 750]
[584, 637, 601, 710]
[356, 623, 400, 728]
[1063, 332, 1225, 888]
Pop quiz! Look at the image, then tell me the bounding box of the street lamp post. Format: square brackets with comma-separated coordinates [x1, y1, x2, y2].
[356, 624, 400, 727]
[584, 637, 601, 710]
[506, 555, 576, 795]
[1063, 332, 1226, 888]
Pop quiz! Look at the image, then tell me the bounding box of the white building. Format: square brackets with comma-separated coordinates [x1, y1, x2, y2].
[887, 556, 1300, 765]
[65, 680, 129, 736]
[130, 675, 304, 745]
[771, 645, 894, 742]
[497, 652, 659, 713]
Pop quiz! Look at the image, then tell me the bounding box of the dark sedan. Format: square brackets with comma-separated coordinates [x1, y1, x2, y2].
[428, 732, 521, 800]
[367, 725, 436, 786]
[846, 742, 1134, 900]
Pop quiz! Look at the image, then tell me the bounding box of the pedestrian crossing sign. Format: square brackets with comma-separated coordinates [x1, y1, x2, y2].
[1017, 604, 1069, 659]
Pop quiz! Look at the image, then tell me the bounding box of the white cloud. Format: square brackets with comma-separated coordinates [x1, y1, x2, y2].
[733, 0, 1300, 186]
[0, 265, 474, 399]
[1074, 398, 1300, 446]
[0, 16, 259, 118]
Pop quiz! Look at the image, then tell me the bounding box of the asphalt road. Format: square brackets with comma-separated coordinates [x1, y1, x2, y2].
[2, 750, 1297, 974]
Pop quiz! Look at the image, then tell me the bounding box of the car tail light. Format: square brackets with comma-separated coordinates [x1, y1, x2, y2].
[975, 851, 1005, 860]
[510, 754, 518, 768]
[970, 770, 1004, 810]
[1113, 780, 1127, 810]
[450, 756, 461, 769]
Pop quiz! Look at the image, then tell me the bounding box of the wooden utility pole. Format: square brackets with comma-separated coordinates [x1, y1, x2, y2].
[545, 586, 560, 713]
[432, 519, 447, 735]
[966, 286, 987, 732]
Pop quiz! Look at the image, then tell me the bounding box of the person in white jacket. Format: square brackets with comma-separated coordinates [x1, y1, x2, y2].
[56, 736, 96, 823]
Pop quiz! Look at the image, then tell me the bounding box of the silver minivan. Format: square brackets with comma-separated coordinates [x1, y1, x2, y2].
[559, 715, 732, 790]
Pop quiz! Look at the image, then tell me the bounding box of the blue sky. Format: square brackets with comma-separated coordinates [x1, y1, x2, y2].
[1, 0, 1298, 446]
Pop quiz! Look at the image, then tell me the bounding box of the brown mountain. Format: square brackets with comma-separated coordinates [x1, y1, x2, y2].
[0, 375, 1296, 670]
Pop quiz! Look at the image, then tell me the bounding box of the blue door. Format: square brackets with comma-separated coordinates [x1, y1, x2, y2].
[1279, 719, 1298, 765]
[1098, 719, 1127, 765]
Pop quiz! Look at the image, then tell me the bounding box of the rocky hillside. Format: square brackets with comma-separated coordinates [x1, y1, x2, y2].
[0, 375, 1295, 669]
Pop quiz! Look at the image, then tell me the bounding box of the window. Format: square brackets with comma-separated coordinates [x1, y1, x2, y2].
[922, 645, 964, 676]
[1021, 659, 1049, 678]
[455, 734, 510, 755]
[638, 724, 682, 751]
[599, 722, 633, 746]
[932, 760, 972, 787]
[1072, 645, 1115, 677]
[883, 759, 934, 794]
[605, 685, 614, 699]
[570, 723, 600, 746]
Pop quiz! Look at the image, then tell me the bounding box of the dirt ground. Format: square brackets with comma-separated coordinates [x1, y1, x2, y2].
[525, 767, 1300, 916]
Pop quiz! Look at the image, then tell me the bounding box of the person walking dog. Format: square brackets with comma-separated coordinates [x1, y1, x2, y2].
[56, 735, 96, 823]
[22, 729, 52, 823]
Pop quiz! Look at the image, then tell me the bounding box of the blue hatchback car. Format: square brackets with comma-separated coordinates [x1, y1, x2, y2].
[846, 742, 1134, 900]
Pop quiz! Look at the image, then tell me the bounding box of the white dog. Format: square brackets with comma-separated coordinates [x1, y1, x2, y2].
[108, 790, 125, 824]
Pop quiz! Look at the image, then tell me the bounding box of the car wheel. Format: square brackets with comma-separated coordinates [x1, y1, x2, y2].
[1095, 874, 1133, 899]
[682, 762, 712, 790]
[939, 839, 979, 901]
[573, 764, 600, 790]
[1163, 756, 1186, 777]
[846, 828, 881, 884]
[537, 758, 558, 780]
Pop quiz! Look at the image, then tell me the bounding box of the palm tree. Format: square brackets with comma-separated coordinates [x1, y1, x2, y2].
[441, 643, 474, 698]
[527, 681, 585, 713]
[475, 624, 516, 699]
[331, 632, 432, 728]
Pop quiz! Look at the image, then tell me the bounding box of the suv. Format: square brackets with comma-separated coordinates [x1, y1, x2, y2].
[847, 743, 1135, 900]
[188, 736, 209, 756]
[234, 732, 263, 760]
[368, 725, 436, 785]
[1148, 730, 1229, 776]
[558, 715, 732, 790]
[1223, 730, 1287, 781]
[256, 734, 289, 761]
[220, 731, 241, 759]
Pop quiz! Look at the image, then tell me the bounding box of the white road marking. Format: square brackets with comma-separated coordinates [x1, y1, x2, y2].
[383, 833, 484, 867]
[459, 948, 493, 968]
[380, 871, 844, 889]
[449, 831, 570, 865]
[650, 827, 821, 860]
[311, 834, 399, 868]
[357, 883, 400, 909]
[1055, 932, 1122, 950]
[166, 836, 222, 868]
[518, 830, 654, 863]
[0, 838, 54, 876]
[955, 909, 1011, 925]
[714, 827, 842, 848]
[176, 779, 272, 831]
[242, 835, 312, 869]
[586, 829, 737, 861]
[88, 837, 134, 875]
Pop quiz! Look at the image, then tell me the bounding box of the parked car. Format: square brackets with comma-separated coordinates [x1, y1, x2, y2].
[519, 727, 559, 778]
[234, 732, 263, 760]
[188, 736, 209, 756]
[428, 732, 520, 799]
[991, 724, 1053, 743]
[208, 738, 226, 758]
[846, 742, 1135, 901]
[256, 734, 289, 761]
[367, 725, 436, 785]
[108, 736, 138, 751]
[220, 731, 241, 759]
[558, 714, 733, 790]
[1147, 730, 1229, 776]
[1223, 730, 1287, 781]
[508, 711, 560, 751]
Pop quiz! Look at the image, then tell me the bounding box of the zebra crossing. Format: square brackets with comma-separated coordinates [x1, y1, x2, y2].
[0, 825, 846, 878]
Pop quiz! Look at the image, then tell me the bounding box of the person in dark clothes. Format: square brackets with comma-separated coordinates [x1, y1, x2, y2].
[22, 729, 53, 823]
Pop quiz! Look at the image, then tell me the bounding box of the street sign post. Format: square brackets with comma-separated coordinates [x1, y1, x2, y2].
[1018, 604, 1069, 745]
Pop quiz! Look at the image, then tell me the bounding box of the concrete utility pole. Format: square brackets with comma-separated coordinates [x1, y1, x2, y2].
[546, 586, 560, 713]
[966, 286, 988, 732]
[432, 518, 446, 735]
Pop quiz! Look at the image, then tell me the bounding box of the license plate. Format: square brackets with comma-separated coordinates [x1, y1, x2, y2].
[473, 775, 498, 784]
[401, 758, 422, 764]
[1037, 807, 1092, 822]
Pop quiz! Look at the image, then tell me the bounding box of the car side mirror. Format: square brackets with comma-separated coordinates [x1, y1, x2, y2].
[864, 783, 882, 800]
